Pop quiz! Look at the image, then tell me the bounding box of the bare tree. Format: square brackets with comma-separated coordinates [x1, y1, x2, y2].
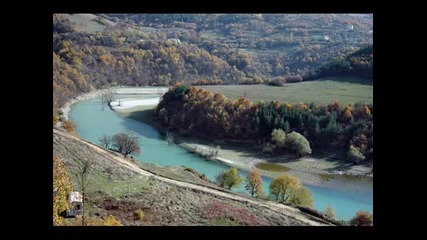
[112, 132, 141, 158]
[207, 144, 220, 159]
[101, 89, 114, 110]
[166, 131, 175, 146]
[99, 134, 113, 149]
[76, 158, 93, 226]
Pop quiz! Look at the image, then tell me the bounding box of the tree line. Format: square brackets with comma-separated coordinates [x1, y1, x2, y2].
[215, 167, 372, 225]
[155, 84, 373, 163]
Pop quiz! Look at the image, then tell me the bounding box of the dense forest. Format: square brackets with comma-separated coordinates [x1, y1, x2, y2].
[53, 14, 372, 108]
[304, 45, 373, 80]
[155, 84, 373, 163]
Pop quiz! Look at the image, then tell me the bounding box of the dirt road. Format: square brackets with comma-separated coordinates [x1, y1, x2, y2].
[53, 129, 332, 226]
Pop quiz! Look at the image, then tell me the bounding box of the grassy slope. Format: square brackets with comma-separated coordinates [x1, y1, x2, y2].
[201, 77, 372, 105]
[53, 129, 332, 226]
[61, 14, 116, 33]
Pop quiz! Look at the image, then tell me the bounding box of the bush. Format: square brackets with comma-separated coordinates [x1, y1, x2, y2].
[53, 114, 59, 126]
[347, 145, 365, 164]
[62, 120, 76, 134]
[103, 215, 123, 226]
[350, 211, 373, 226]
[324, 205, 336, 219]
[134, 208, 144, 221]
[285, 131, 312, 157]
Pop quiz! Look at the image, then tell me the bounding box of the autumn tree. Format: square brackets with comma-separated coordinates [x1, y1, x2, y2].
[245, 171, 264, 197]
[99, 134, 113, 149]
[350, 211, 373, 226]
[288, 187, 314, 208]
[53, 155, 72, 226]
[269, 175, 301, 202]
[324, 205, 336, 219]
[112, 132, 141, 158]
[216, 167, 244, 190]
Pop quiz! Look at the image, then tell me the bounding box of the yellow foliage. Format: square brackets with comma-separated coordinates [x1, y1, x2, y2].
[103, 215, 123, 226]
[288, 187, 314, 208]
[134, 208, 144, 221]
[364, 106, 371, 115]
[269, 175, 301, 202]
[328, 100, 342, 112]
[274, 100, 281, 110]
[53, 155, 72, 226]
[343, 106, 353, 121]
[245, 171, 264, 197]
[53, 113, 59, 126]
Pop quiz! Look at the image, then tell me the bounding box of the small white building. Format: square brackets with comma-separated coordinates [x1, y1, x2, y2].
[69, 191, 83, 202]
[66, 191, 83, 217]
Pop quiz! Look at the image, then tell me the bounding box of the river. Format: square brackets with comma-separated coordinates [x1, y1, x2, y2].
[69, 96, 373, 220]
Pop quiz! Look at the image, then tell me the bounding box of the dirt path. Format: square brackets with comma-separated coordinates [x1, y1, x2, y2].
[53, 129, 331, 226]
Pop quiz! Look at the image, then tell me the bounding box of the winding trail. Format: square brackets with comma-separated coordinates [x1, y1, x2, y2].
[53, 128, 333, 226]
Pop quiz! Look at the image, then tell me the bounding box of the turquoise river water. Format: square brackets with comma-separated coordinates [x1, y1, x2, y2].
[69, 97, 373, 220]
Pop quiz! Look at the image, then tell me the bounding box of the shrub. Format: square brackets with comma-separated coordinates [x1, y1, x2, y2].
[62, 120, 77, 134]
[347, 145, 365, 164]
[134, 208, 144, 221]
[324, 205, 336, 219]
[103, 215, 123, 226]
[350, 211, 373, 226]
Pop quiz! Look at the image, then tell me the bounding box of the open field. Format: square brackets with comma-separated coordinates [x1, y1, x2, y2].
[61, 14, 116, 33]
[200, 77, 373, 105]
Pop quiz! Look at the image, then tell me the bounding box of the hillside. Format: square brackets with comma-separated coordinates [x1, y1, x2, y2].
[306, 45, 373, 80]
[105, 14, 373, 79]
[53, 128, 334, 226]
[53, 14, 372, 107]
[53, 14, 246, 107]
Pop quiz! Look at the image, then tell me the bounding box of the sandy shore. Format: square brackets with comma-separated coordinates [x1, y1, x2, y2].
[110, 98, 160, 110]
[61, 87, 167, 119]
[61, 88, 110, 120]
[178, 141, 372, 186]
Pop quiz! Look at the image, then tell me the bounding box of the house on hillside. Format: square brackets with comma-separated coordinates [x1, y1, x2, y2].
[66, 191, 83, 217]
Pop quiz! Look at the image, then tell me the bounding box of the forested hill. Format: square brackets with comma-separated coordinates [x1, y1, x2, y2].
[53, 14, 245, 107]
[53, 14, 372, 107]
[305, 45, 373, 80]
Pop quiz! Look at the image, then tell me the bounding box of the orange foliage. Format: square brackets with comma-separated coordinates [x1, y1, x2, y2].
[62, 120, 77, 134]
[364, 106, 371, 115]
[274, 100, 281, 110]
[343, 106, 353, 121]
